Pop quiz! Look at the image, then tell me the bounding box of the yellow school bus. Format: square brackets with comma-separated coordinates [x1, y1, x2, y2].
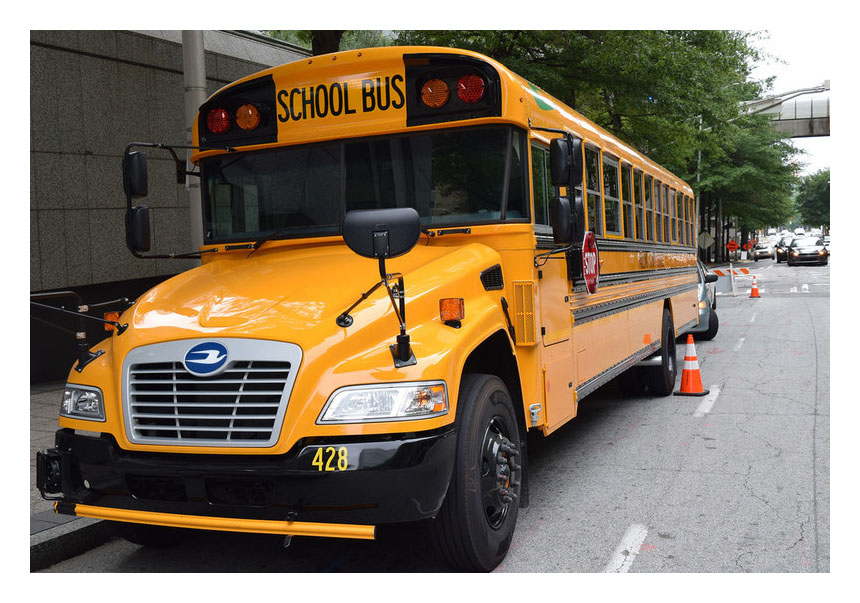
[37, 46, 698, 571]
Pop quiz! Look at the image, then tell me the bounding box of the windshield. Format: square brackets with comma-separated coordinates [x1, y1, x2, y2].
[201, 125, 528, 244]
[791, 237, 822, 247]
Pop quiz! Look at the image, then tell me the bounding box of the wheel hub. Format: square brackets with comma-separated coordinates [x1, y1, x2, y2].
[480, 418, 521, 529]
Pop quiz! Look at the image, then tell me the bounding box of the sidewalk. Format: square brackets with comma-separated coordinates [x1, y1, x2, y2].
[30, 383, 114, 571]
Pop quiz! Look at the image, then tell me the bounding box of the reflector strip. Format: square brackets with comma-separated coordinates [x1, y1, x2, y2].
[67, 503, 376, 540]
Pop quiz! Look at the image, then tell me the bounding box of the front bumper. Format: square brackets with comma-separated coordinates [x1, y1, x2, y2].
[37, 427, 456, 535]
[788, 253, 828, 264]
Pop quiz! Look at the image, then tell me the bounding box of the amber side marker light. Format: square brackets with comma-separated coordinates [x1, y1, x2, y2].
[421, 78, 450, 108]
[104, 311, 120, 331]
[440, 298, 465, 323]
[236, 104, 261, 131]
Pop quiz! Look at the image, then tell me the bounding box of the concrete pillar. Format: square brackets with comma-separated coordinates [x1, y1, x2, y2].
[182, 31, 207, 252]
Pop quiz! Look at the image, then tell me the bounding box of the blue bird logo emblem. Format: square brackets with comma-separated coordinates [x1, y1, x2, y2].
[183, 341, 229, 376]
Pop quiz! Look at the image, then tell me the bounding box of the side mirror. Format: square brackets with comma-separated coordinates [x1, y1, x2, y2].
[550, 196, 572, 245]
[549, 136, 583, 191]
[126, 206, 151, 253]
[343, 208, 421, 261]
[123, 151, 149, 199]
[705, 273, 718, 283]
[549, 138, 568, 187]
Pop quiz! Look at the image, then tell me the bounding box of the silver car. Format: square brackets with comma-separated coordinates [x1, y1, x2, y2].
[751, 242, 774, 261]
[688, 261, 719, 340]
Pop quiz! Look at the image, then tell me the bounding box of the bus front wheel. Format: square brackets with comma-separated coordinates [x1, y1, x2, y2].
[430, 374, 522, 572]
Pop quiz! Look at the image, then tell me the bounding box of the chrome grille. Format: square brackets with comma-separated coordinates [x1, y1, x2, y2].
[123, 339, 302, 447]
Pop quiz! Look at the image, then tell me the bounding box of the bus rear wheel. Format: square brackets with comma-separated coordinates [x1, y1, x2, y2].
[430, 374, 522, 572]
[646, 308, 678, 396]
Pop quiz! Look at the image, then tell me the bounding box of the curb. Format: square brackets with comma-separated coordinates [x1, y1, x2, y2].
[30, 516, 115, 571]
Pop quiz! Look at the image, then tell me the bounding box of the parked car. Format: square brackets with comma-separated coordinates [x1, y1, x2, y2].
[823, 235, 830, 251]
[751, 242, 774, 261]
[774, 236, 794, 263]
[787, 236, 829, 266]
[688, 261, 719, 340]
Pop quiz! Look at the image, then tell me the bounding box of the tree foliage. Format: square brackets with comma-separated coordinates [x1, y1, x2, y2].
[265, 30, 394, 54]
[796, 169, 830, 227]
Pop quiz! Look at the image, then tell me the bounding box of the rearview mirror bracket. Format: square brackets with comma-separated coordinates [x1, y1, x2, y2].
[338, 208, 422, 368]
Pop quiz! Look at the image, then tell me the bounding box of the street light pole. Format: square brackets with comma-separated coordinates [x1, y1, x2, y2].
[182, 31, 207, 255]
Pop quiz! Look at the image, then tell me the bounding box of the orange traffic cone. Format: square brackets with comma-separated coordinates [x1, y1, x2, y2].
[674, 334, 710, 397]
[749, 275, 760, 298]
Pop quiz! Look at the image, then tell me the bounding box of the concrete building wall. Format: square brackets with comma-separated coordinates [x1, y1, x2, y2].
[30, 30, 309, 382]
[30, 30, 309, 292]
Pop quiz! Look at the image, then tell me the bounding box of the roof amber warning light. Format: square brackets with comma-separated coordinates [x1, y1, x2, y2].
[421, 78, 450, 108]
[236, 104, 261, 131]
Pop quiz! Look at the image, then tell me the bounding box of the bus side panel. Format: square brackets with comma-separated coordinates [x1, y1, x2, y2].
[572, 300, 664, 389]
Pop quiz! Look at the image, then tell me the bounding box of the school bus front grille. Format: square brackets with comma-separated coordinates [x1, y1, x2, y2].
[122, 339, 302, 448]
[512, 281, 536, 346]
[128, 361, 291, 443]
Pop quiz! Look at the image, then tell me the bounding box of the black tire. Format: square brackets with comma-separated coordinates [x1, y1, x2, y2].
[111, 521, 188, 547]
[696, 310, 719, 341]
[646, 309, 678, 396]
[430, 374, 522, 572]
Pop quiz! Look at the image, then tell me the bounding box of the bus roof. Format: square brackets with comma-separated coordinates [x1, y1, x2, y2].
[194, 45, 693, 196]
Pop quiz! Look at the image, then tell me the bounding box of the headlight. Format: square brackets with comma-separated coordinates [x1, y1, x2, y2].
[318, 382, 448, 424]
[791, 250, 799, 256]
[61, 385, 105, 421]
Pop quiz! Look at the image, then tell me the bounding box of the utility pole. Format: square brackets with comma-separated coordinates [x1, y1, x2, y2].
[182, 31, 207, 254]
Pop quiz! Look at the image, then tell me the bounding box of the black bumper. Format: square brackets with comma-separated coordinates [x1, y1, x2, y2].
[788, 254, 827, 264]
[37, 428, 456, 526]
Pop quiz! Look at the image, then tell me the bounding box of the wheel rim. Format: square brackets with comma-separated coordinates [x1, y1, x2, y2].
[479, 414, 519, 530]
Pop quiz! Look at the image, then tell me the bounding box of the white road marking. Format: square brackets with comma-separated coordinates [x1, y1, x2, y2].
[694, 385, 722, 418]
[750, 313, 757, 322]
[733, 337, 745, 352]
[802, 283, 809, 293]
[603, 523, 649, 573]
[790, 286, 797, 293]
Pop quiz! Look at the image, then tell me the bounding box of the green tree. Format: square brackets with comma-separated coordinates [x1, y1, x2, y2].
[796, 169, 830, 227]
[265, 30, 395, 54]
[698, 114, 798, 230]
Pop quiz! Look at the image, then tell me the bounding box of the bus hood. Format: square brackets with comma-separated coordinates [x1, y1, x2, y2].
[121, 241, 503, 350]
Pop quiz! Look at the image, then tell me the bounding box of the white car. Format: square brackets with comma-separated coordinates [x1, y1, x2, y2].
[752, 243, 774, 261]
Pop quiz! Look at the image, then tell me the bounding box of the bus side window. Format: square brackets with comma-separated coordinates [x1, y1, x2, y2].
[531, 143, 552, 226]
[584, 146, 601, 234]
[644, 174, 654, 241]
[633, 169, 644, 241]
[670, 188, 677, 243]
[603, 155, 622, 236]
[654, 179, 663, 242]
[687, 196, 694, 244]
[621, 163, 633, 239]
[662, 184, 670, 243]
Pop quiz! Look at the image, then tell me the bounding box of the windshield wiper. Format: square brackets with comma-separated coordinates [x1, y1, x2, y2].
[246, 228, 291, 257]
